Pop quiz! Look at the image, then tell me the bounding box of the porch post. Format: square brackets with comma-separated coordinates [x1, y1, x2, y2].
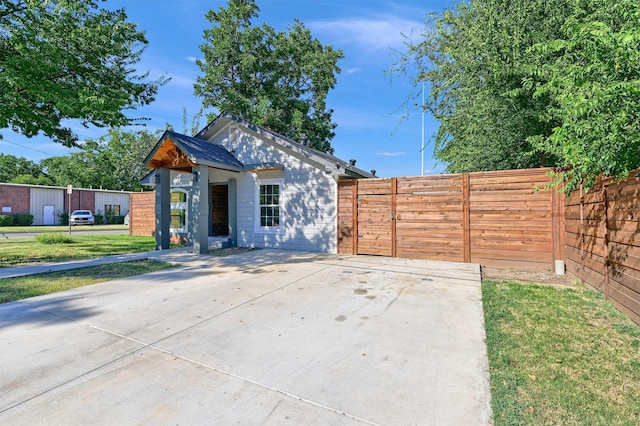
[228, 178, 237, 247]
[190, 164, 210, 254]
[155, 168, 170, 250]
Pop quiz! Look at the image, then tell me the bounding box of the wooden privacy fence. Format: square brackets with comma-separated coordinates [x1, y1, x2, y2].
[565, 171, 640, 324]
[129, 192, 155, 237]
[338, 168, 565, 272]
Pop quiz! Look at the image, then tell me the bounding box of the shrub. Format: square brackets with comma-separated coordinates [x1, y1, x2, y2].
[94, 210, 104, 225]
[57, 211, 69, 226]
[36, 233, 75, 244]
[13, 214, 34, 226]
[0, 215, 13, 226]
[105, 211, 125, 224]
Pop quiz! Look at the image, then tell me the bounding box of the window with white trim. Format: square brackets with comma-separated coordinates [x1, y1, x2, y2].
[170, 190, 188, 231]
[256, 179, 283, 232]
[259, 184, 280, 227]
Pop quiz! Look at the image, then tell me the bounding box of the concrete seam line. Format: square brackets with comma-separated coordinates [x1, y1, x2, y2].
[148, 344, 384, 426]
[0, 344, 143, 415]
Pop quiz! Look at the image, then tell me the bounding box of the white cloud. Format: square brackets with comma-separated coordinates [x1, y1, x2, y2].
[377, 151, 406, 157]
[310, 16, 421, 51]
[166, 74, 196, 89]
[185, 56, 198, 63]
[345, 67, 362, 75]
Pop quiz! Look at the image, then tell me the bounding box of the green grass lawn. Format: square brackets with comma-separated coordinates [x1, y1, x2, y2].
[0, 224, 128, 233]
[0, 234, 157, 267]
[0, 260, 176, 303]
[483, 280, 640, 426]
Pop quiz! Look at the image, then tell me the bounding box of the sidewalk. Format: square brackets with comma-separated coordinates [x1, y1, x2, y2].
[0, 248, 193, 279]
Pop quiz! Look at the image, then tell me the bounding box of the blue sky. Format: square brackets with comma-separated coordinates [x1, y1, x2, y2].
[0, 0, 451, 178]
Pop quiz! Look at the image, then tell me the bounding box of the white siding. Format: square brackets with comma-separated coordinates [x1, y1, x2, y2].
[209, 129, 338, 253]
[30, 188, 64, 225]
[95, 192, 131, 216]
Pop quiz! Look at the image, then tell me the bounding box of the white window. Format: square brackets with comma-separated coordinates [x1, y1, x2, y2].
[170, 190, 188, 231]
[255, 178, 283, 233]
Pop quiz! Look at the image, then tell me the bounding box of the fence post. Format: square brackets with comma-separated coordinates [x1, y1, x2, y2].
[579, 184, 585, 282]
[462, 173, 471, 263]
[551, 183, 565, 274]
[603, 183, 610, 300]
[352, 179, 358, 255]
[391, 178, 397, 258]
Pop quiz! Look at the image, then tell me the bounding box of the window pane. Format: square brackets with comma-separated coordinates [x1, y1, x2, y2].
[171, 192, 186, 202]
[170, 208, 185, 229]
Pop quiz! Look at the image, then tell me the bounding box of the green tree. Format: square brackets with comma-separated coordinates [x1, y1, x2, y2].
[0, 153, 50, 183]
[0, 0, 166, 147]
[41, 129, 159, 191]
[395, 0, 572, 173]
[529, 0, 640, 190]
[194, 0, 343, 153]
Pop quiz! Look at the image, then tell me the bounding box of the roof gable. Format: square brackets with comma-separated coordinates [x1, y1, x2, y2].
[144, 130, 244, 172]
[195, 112, 374, 178]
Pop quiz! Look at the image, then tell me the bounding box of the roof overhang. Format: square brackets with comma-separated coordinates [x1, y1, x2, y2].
[144, 131, 244, 173]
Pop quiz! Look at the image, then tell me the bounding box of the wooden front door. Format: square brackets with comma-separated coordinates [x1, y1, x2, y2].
[356, 179, 394, 256]
[211, 184, 229, 236]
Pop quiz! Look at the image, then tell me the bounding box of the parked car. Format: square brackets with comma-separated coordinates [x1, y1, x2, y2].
[70, 210, 95, 226]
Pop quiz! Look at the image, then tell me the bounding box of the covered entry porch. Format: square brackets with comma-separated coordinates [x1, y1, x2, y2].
[144, 131, 244, 254]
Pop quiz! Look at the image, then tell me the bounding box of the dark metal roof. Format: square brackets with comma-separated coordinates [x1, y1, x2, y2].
[166, 131, 244, 170]
[144, 130, 244, 172]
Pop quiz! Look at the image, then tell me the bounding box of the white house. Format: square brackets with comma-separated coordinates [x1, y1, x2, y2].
[143, 112, 373, 254]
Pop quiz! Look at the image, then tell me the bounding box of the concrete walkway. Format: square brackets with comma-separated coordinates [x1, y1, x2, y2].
[0, 247, 192, 279]
[0, 250, 492, 425]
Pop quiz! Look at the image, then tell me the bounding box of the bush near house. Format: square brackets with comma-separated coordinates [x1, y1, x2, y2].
[13, 214, 33, 226]
[105, 210, 125, 225]
[0, 214, 34, 226]
[94, 210, 105, 225]
[57, 211, 69, 226]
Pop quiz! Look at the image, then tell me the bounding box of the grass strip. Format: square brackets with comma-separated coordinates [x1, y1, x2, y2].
[0, 225, 128, 233]
[0, 260, 176, 303]
[483, 280, 640, 426]
[0, 235, 158, 267]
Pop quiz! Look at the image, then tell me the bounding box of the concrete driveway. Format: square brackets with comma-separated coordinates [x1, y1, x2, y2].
[0, 250, 491, 425]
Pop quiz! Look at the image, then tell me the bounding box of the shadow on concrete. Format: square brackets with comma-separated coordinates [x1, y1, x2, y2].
[0, 295, 100, 328]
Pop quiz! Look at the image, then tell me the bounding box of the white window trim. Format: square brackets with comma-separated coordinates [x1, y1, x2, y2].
[170, 189, 188, 233]
[255, 177, 284, 234]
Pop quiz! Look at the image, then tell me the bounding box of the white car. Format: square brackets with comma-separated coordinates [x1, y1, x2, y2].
[70, 210, 95, 226]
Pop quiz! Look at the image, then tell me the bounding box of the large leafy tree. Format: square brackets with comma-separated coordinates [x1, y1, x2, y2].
[0, 153, 50, 184]
[41, 129, 159, 191]
[194, 0, 343, 153]
[398, 0, 640, 190]
[395, 0, 572, 174]
[0, 0, 165, 147]
[529, 0, 640, 190]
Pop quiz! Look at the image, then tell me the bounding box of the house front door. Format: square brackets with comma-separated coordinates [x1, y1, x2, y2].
[210, 184, 229, 236]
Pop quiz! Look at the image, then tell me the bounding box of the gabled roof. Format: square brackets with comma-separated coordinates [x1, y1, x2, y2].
[144, 130, 244, 172]
[195, 112, 375, 178]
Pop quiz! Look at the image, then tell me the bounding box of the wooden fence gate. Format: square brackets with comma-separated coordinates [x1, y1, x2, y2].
[338, 168, 565, 272]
